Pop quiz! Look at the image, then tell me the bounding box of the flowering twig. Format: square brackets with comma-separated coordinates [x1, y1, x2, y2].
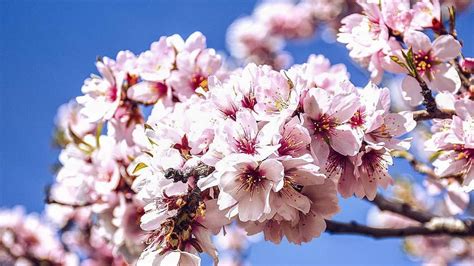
[325, 219, 474, 239]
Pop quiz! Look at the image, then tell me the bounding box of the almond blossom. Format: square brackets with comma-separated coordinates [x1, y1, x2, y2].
[0, 207, 78, 265]
[427, 99, 474, 191]
[11, 2, 474, 265]
[398, 31, 462, 106]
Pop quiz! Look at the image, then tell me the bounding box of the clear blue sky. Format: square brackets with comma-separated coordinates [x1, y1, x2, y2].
[1, 1, 473, 265]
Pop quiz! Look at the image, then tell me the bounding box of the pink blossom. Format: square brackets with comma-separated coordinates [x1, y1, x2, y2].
[353, 144, 394, 200]
[460, 57, 474, 73]
[253, 2, 315, 39]
[167, 32, 222, 101]
[0, 207, 78, 265]
[424, 178, 469, 215]
[77, 59, 124, 122]
[380, 0, 414, 33]
[216, 154, 284, 222]
[294, 54, 350, 93]
[358, 83, 416, 150]
[55, 99, 96, 143]
[429, 99, 474, 191]
[411, 0, 441, 29]
[226, 17, 290, 69]
[245, 178, 339, 244]
[400, 31, 461, 106]
[274, 116, 312, 158]
[338, 4, 388, 60]
[268, 155, 326, 222]
[302, 85, 361, 162]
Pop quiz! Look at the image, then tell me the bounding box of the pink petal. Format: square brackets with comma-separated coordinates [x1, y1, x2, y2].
[445, 187, 469, 215]
[401, 76, 423, 106]
[303, 89, 329, 119]
[428, 64, 461, 93]
[403, 31, 431, 53]
[330, 125, 362, 156]
[328, 92, 360, 122]
[431, 35, 461, 61]
[260, 159, 285, 190]
[127, 81, 165, 105]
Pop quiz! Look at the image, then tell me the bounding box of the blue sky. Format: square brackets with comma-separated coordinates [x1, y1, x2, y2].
[1, 0, 473, 265]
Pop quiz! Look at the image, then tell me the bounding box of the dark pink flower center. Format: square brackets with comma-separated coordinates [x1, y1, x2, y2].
[190, 74, 208, 91]
[414, 50, 435, 75]
[241, 91, 257, 110]
[239, 168, 264, 192]
[154, 82, 168, 97]
[313, 114, 337, 137]
[325, 151, 348, 179]
[350, 109, 365, 128]
[453, 145, 474, 161]
[234, 134, 257, 155]
[106, 86, 118, 102]
[361, 150, 389, 183]
[278, 128, 306, 156]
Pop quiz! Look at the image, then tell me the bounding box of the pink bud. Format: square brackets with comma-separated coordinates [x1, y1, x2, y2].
[460, 57, 474, 73]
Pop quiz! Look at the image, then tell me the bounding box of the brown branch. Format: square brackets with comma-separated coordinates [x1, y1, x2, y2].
[45, 198, 95, 208]
[412, 109, 454, 121]
[325, 220, 474, 239]
[366, 193, 435, 223]
[415, 75, 442, 116]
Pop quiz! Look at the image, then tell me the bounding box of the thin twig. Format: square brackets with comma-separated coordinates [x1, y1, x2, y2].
[365, 193, 435, 223]
[412, 109, 454, 121]
[325, 220, 474, 239]
[45, 198, 95, 208]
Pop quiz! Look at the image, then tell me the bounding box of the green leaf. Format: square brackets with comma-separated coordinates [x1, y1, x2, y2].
[429, 150, 443, 162]
[132, 162, 148, 174]
[68, 126, 93, 149]
[390, 55, 408, 69]
[401, 48, 417, 76]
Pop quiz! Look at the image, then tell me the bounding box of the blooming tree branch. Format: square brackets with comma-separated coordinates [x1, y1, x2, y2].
[2, 0, 474, 265]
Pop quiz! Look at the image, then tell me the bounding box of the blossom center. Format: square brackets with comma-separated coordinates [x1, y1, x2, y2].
[241, 90, 257, 110]
[234, 134, 257, 155]
[313, 114, 337, 136]
[350, 109, 365, 127]
[239, 168, 264, 192]
[278, 129, 306, 156]
[453, 145, 474, 161]
[106, 86, 118, 102]
[414, 50, 435, 75]
[361, 150, 389, 182]
[191, 74, 208, 91]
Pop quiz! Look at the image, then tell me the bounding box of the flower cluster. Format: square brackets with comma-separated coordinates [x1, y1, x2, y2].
[227, 0, 471, 70]
[6, 1, 474, 265]
[47, 31, 226, 264]
[426, 98, 474, 191]
[337, 0, 467, 102]
[127, 49, 415, 263]
[226, 0, 358, 69]
[0, 207, 78, 265]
